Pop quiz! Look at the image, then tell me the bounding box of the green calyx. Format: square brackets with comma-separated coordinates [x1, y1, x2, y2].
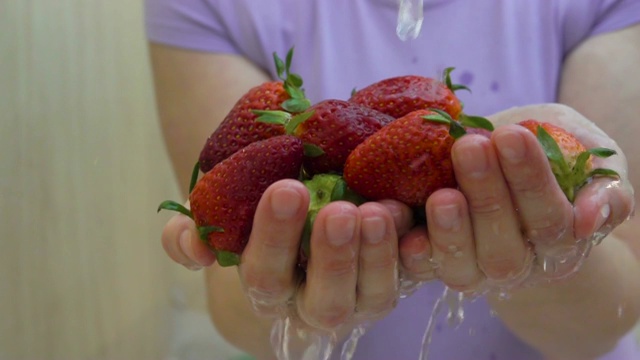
[273, 47, 311, 113]
[252, 108, 324, 158]
[300, 174, 366, 259]
[214, 250, 241, 267]
[423, 108, 494, 140]
[536, 125, 619, 203]
[442, 67, 470, 93]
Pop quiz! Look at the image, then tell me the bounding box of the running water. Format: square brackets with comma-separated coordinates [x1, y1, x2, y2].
[340, 323, 371, 360]
[419, 287, 465, 360]
[396, 0, 424, 41]
[270, 314, 337, 360]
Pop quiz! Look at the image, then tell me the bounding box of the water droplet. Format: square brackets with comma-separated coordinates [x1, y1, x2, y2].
[340, 324, 370, 360]
[453, 251, 464, 258]
[468, 327, 477, 336]
[497, 288, 511, 301]
[396, 0, 424, 41]
[617, 305, 624, 318]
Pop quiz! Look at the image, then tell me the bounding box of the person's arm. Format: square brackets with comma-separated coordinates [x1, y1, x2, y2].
[559, 24, 640, 257]
[487, 24, 640, 360]
[149, 44, 279, 353]
[149, 44, 271, 196]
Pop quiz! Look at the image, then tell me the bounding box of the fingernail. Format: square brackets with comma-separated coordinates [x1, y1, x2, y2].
[495, 129, 527, 164]
[362, 216, 386, 244]
[179, 230, 202, 270]
[454, 138, 488, 178]
[594, 204, 611, 232]
[185, 263, 203, 271]
[326, 206, 356, 247]
[271, 186, 302, 220]
[433, 204, 461, 231]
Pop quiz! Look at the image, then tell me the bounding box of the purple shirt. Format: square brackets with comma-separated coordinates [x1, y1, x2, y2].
[145, 0, 640, 359]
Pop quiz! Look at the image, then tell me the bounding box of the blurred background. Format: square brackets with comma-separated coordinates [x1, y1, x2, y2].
[1, 0, 248, 359]
[2, 1, 640, 360]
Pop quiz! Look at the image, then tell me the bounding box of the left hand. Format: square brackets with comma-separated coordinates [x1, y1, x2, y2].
[411, 104, 635, 293]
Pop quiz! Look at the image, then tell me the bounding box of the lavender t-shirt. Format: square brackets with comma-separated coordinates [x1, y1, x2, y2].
[145, 0, 640, 359]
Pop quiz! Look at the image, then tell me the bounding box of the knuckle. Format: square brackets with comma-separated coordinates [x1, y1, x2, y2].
[480, 256, 523, 281]
[360, 253, 397, 271]
[241, 268, 289, 302]
[510, 176, 549, 200]
[319, 257, 357, 277]
[468, 194, 504, 216]
[311, 303, 354, 329]
[526, 218, 568, 242]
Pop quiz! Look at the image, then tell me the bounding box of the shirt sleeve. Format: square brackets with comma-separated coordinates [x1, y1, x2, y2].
[563, 0, 640, 54]
[144, 0, 240, 54]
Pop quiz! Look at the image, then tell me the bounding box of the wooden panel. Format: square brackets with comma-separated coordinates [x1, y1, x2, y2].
[0, 0, 202, 358]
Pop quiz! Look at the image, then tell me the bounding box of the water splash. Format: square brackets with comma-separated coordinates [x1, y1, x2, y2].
[396, 0, 424, 41]
[340, 323, 371, 360]
[537, 238, 593, 281]
[270, 312, 337, 360]
[419, 287, 465, 360]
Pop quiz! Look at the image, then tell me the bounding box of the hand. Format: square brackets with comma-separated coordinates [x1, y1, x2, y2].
[410, 104, 635, 293]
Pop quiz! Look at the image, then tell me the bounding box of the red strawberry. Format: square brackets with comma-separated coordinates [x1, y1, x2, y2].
[159, 135, 304, 266]
[198, 48, 310, 173]
[343, 109, 468, 207]
[349, 68, 467, 119]
[517, 119, 619, 202]
[255, 99, 395, 175]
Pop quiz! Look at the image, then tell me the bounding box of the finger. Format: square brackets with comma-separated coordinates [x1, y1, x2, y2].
[573, 176, 635, 243]
[162, 211, 215, 270]
[239, 179, 310, 315]
[452, 134, 530, 283]
[398, 226, 435, 282]
[298, 201, 361, 330]
[492, 125, 574, 246]
[355, 202, 399, 319]
[378, 199, 414, 238]
[426, 189, 484, 292]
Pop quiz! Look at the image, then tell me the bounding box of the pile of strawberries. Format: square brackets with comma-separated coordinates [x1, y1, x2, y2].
[158, 48, 618, 267]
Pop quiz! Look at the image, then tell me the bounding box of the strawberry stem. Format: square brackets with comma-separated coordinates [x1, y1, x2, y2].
[214, 250, 240, 267]
[157, 200, 193, 219]
[198, 225, 224, 241]
[189, 161, 200, 194]
[442, 67, 470, 93]
[273, 47, 311, 113]
[423, 108, 467, 139]
[459, 114, 494, 131]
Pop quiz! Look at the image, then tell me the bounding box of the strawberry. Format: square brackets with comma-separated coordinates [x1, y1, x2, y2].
[198, 48, 310, 173]
[342, 109, 457, 207]
[343, 109, 493, 207]
[517, 119, 619, 202]
[349, 68, 468, 119]
[158, 135, 304, 266]
[254, 99, 395, 176]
